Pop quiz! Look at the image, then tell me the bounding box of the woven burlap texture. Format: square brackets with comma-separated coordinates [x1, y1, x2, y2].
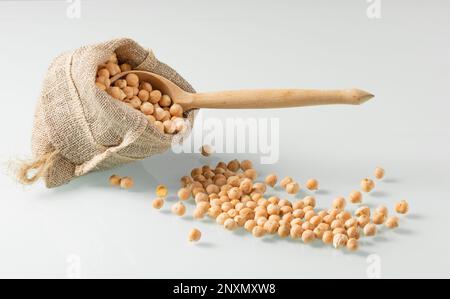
[28, 38, 196, 188]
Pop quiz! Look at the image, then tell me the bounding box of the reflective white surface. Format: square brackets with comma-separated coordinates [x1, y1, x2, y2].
[0, 0, 449, 278]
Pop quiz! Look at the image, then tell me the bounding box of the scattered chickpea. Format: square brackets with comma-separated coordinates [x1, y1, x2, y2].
[278, 226, 290, 238]
[156, 185, 168, 197]
[265, 174, 278, 187]
[306, 179, 319, 191]
[303, 196, 316, 208]
[109, 174, 121, 186]
[240, 160, 253, 171]
[252, 226, 265, 238]
[349, 190, 362, 204]
[332, 197, 346, 210]
[346, 238, 359, 251]
[227, 160, 240, 172]
[357, 215, 370, 228]
[395, 200, 409, 214]
[333, 233, 348, 249]
[355, 206, 371, 217]
[152, 198, 164, 209]
[244, 220, 257, 232]
[280, 177, 293, 189]
[347, 226, 360, 239]
[290, 225, 303, 239]
[188, 228, 202, 242]
[374, 167, 385, 180]
[373, 213, 385, 225]
[385, 216, 399, 229]
[177, 188, 191, 201]
[244, 169, 258, 180]
[376, 205, 389, 217]
[302, 230, 315, 243]
[263, 220, 279, 234]
[224, 218, 238, 231]
[286, 182, 300, 195]
[120, 177, 134, 189]
[322, 231, 334, 245]
[361, 178, 375, 192]
[363, 223, 377, 237]
[172, 202, 186, 216]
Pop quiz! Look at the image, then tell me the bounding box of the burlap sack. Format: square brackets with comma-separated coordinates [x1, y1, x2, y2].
[18, 38, 196, 188]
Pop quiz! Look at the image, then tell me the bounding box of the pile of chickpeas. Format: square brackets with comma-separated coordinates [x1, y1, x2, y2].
[148, 160, 409, 250]
[95, 53, 187, 135]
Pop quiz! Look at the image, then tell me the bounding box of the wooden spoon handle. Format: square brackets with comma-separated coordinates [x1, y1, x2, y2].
[189, 89, 373, 109]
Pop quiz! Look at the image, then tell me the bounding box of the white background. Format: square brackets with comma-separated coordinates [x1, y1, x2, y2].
[0, 0, 449, 278]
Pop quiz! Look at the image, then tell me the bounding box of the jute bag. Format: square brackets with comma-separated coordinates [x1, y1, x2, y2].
[18, 38, 196, 188]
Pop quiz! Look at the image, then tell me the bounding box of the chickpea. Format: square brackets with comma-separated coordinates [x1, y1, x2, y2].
[139, 82, 152, 92]
[188, 228, 202, 242]
[332, 197, 346, 210]
[313, 225, 327, 239]
[244, 169, 258, 180]
[376, 205, 389, 217]
[278, 225, 290, 238]
[152, 198, 164, 209]
[263, 220, 279, 234]
[140, 102, 154, 115]
[357, 215, 370, 227]
[197, 202, 211, 213]
[292, 200, 305, 210]
[228, 187, 242, 200]
[344, 218, 357, 229]
[347, 226, 360, 239]
[395, 200, 409, 214]
[194, 192, 209, 203]
[333, 227, 347, 235]
[373, 213, 385, 225]
[286, 182, 300, 195]
[355, 206, 371, 217]
[129, 97, 142, 109]
[227, 209, 238, 218]
[208, 206, 222, 218]
[120, 63, 132, 72]
[265, 174, 278, 187]
[206, 184, 220, 195]
[163, 120, 176, 134]
[280, 177, 293, 189]
[170, 103, 184, 118]
[290, 225, 303, 239]
[349, 190, 362, 204]
[252, 226, 266, 238]
[97, 68, 110, 78]
[172, 202, 186, 216]
[216, 212, 230, 225]
[303, 196, 316, 208]
[106, 62, 120, 76]
[346, 238, 359, 251]
[385, 216, 399, 229]
[323, 215, 334, 225]
[374, 167, 385, 180]
[159, 95, 172, 107]
[292, 209, 304, 219]
[331, 219, 344, 230]
[306, 179, 319, 191]
[107, 87, 126, 100]
[322, 231, 333, 245]
[224, 218, 238, 230]
[138, 89, 150, 102]
[302, 230, 315, 243]
[109, 174, 121, 186]
[149, 90, 162, 104]
[124, 73, 139, 87]
[227, 160, 240, 172]
[267, 204, 281, 216]
[156, 185, 168, 197]
[268, 196, 280, 205]
[177, 187, 191, 201]
[363, 223, 377, 236]
[114, 79, 127, 89]
[256, 217, 268, 227]
[333, 233, 348, 249]
[252, 183, 266, 194]
[290, 219, 303, 227]
[302, 221, 315, 231]
[239, 160, 252, 171]
[154, 121, 164, 133]
[244, 220, 257, 232]
[120, 177, 134, 189]
[361, 178, 375, 192]
[336, 211, 352, 222]
[305, 210, 316, 221]
[95, 82, 107, 91]
[146, 115, 156, 123]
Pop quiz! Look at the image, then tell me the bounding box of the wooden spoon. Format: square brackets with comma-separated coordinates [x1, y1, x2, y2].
[110, 70, 374, 111]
